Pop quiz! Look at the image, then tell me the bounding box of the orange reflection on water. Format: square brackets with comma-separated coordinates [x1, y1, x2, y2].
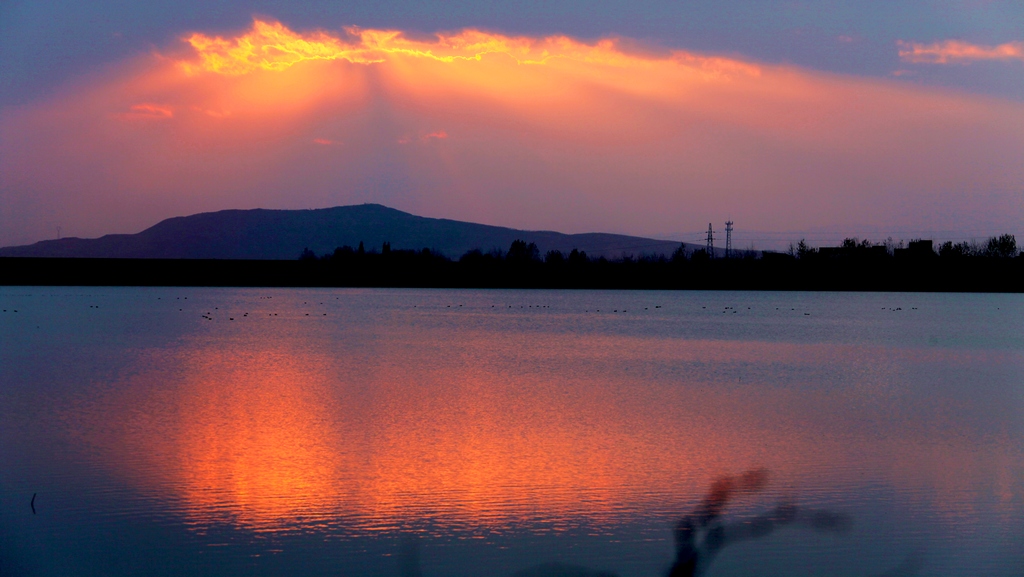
[159, 343, 704, 533]
[86, 325, 1022, 535]
[166, 348, 348, 530]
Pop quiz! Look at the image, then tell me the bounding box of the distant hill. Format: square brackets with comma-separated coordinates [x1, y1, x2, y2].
[0, 204, 691, 260]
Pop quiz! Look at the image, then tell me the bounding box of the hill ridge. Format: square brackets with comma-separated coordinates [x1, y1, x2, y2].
[0, 204, 691, 260]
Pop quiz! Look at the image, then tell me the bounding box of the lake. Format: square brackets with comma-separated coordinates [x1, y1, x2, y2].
[1, 287, 1021, 576]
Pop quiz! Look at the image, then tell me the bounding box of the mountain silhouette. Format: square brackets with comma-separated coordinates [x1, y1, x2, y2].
[0, 204, 690, 260]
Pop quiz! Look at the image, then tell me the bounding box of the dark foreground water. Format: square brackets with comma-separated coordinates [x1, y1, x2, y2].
[1, 288, 1022, 576]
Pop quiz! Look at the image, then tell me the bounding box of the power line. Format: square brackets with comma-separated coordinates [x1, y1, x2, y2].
[664, 228, 1020, 238]
[661, 231, 1021, 246]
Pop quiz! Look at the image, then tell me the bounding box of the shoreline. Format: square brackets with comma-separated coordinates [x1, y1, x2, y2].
[2, 256, 1021, 292]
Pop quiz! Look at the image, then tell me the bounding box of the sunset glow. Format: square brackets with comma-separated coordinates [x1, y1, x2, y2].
[2, 18, 1023, 247]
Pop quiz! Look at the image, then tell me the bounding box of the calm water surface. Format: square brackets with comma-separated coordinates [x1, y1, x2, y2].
[1, 288, 1022, 576]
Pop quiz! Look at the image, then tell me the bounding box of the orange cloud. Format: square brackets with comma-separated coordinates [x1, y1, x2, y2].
[898, 39, 1024, 64]
[117, 103, 174, 120]
[312, 137, 335, 145]
[178, 18, 759, 79]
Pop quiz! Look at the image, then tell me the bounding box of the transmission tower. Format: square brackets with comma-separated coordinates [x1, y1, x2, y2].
[725, 221, 734, 258]
[705, 223, 715, 257]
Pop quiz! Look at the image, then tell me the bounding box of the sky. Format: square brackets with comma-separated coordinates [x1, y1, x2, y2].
[1, 1, 1022, 249]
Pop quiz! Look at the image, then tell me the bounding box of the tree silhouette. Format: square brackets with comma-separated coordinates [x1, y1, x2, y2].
[671, 244, 688, 263]
[545, 250, 565, 264]
[568, 248, 588, 265]
[796, 239, 814, 259]
[507, 239, 541, 263]
[986, 234, 1017, 258]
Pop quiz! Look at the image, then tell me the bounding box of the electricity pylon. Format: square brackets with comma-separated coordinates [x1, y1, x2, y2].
[725, 221, 734, 258]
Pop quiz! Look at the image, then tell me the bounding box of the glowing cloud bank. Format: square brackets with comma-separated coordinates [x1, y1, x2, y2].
[2, 19, 1023, 246]
[179, 19, 679, 74]
[898, 39, 1024, 64]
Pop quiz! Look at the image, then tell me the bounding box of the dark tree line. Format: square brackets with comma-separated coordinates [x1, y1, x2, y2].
[784, 234, 1018, 260]
[287, 234, 1021, 291]
[1, 235, 1018, 290]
